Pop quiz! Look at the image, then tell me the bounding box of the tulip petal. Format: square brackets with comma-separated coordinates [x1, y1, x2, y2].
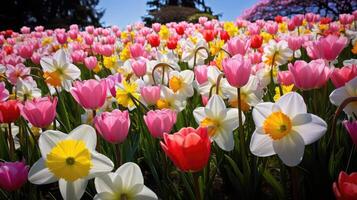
[292, 113, 327, 145]
[59, 178, 87, 200]
[28, 158, 57, 185]
[250, 128, 275, 157]
[273, 132, 305, 167]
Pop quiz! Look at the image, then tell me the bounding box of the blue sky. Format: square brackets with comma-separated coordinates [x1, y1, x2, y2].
[98, 0, 258, 27]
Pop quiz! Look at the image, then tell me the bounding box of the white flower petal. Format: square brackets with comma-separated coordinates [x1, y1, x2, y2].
[272, 132, 305, 167]
[68, 124, 97, 150]
[94, 192, 115, 200]
[193, 107, 206, 125]
[213, 128, 234, 151]
[59, 178, 88, 200]
[116, 162, 144, 189]
[292, 113, 327, 145]
[89, 151, 114, 178]
[63, 63, 81, 80]
[181, 70, 194, 83]
[135, 186, 158, 200]
[252, 102, 274, 127]
[28, 158, 58, 184]
[222, 108, 241, 131]
[40, 57, 55, 71]
[249, 128, 275, 157]
[39, 130, 68, 159]
[206, 95, 226, 116]
[54, 49, 69, 67]
[94, 173, 116, 194]
[276, 92, 306, 118]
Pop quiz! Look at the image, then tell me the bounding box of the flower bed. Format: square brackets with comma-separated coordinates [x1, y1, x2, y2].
[0, 12, 357, 200]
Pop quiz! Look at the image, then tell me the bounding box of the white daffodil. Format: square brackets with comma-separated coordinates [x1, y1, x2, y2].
[16, 78, 41, 101]
[226, 75, 264, 112]
[168, 70, 194, 98]
[28, 124, 114, 200]
[198, 66, 231, 99]
[94, 162, 157, 200]
[40, 49, 81, 91]
[262, 40, 293, 66]
[193, 95, 244, 151]
[330, 76, 357, 117]
[181, 38, 208, 68]
[156, 86, 186, 112]
[249, 92, 327, 167]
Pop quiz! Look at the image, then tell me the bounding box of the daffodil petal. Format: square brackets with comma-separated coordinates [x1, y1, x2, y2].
[206, 95, 226, 115]
[193, 107, 206, 125]
[89, 151, 114, 178]
[39, 130, 67, 159]
[136, 186, 158, 200]
[213, 128, 234, 151]
[252, 102, 274, 127]
[250, 128, 275, 157]
[116, 162, 144, 189]
[273, 132, 305, 167]
[28, 158, 58, 185]
[276, 92, 306, 118]
[68, 124, 97, 150]
[59, 178, 88, 200]
[292, 113, 327, 145]
[94, 173, 116, 194]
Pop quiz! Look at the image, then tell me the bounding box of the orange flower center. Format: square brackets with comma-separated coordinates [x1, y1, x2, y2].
[263, 111, 292, 140]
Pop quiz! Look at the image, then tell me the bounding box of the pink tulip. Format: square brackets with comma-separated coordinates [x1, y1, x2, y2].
[106, 74, 122, 97]
[330, 65, 357, 88]
[340, 14, 354, 25]
[130, 43, 145, 58]
[226, 37, 249, 56]
[31, 53, 41, 64]
[277, 71, 294, 86]
[144, 109, 177, 138]
[289, 59, 330, 90]
[306, 35, 348, 61]
[344, 120, 357, 146]
[141, 85, 161, 105]
[94, 110, 130, 144]
[70, 79, 107, 109]
[6, 63, 31, 85]
[131, 59, 147, 77]
[248, 52, 262, 64]
[84, 34, 94, 45]
[100, 44, 114, 57]
[19, 97, 57, 128]
[17, 44, 34, 59]
[292, 14, 304, 26]
[84, 56, 98, 70]
[56, 33, 67, 44]
[222, 55, 251, 88]
[194, 65, 208, 84]
[265, 22, 278, 35]
[0, 161, 28, 191]
[20, 26, 31, 34]
[287, 36, 304, 51]
[0, 82, 9, 102]
[152, 23, 161, 32]
[71, 50, 86, 63]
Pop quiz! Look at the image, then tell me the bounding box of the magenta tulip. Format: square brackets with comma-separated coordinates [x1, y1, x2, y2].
[0, 161, 29, 191]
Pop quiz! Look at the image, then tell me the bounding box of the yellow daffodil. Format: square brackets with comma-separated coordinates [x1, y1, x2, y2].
[116, 80, 141, 110]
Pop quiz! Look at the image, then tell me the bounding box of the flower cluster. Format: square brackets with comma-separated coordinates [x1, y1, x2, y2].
[0, 11, 357, 199]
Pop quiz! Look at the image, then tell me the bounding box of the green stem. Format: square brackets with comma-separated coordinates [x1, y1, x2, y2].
[115, 143, 121, 167]
[7, 123, 15, 160]
[290, 167, 299, 200]
[193, 172, 202, 200]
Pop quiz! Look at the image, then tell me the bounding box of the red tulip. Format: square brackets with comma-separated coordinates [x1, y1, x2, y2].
[333, 171, 357, 200]
[0, 100, 20, 123]
[219, 30, 230, 42]
[203, 30, 215, 42]
[250, 35, 263, 49]
[275, 15, 283, 23]
[175, 25, 185, 35]
[167, 37, 178, 50]
[160, 127, 211, 172]
[147, 34, 160, 47]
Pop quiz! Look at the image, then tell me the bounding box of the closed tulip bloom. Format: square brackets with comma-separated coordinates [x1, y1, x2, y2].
[227, 37, 249, 56]
[333, 171, 357, 200]
[307, 35, 347, 61]
[84, 56, 98, 70]
[141, 85, 161, 105]
[277, 71, 294, 86]
[289, 59, 330, 90]
[343, 120, 357, 146]
[160, 127, 211, 172]
[0, 161, 29, 191]
[19, 97, 57, 128]
[131, 58, 147, 77]
[0, 100, 20, 123]
[144, 109, 177, 138]
[194, 65, 208, 85]
[70, 79, 107, 109]
[330, 65, 357, 88]
[129, 43, 144, 58]
[222, 55, 251, 88]
[94, 110, 130, 144]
